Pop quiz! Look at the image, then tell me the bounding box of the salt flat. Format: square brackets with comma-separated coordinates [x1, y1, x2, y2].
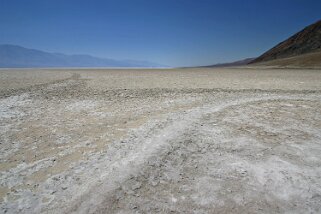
[1, 68, 321, 213]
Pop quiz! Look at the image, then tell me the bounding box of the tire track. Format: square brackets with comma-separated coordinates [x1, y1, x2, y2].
[67, 93, 321, 213]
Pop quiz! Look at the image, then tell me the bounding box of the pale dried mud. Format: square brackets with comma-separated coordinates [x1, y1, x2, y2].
[0, 68, 321, 213]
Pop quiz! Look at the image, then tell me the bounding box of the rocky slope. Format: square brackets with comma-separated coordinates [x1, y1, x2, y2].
[253, 51, 321, 68]
[251, 20, 321, 64]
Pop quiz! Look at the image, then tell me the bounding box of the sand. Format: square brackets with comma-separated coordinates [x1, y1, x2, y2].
[0, 67, 321, 213]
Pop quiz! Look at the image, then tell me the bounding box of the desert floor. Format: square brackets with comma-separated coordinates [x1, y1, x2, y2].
[1, 67, 321, 213]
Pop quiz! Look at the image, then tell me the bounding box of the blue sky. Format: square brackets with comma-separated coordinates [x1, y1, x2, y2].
[0, 0, 320, 67]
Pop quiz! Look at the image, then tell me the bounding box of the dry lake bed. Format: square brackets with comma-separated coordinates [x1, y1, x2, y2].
[1, 67, 321, 213]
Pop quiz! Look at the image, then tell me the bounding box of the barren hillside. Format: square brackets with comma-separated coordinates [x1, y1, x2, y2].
[251, 20, 321, 65]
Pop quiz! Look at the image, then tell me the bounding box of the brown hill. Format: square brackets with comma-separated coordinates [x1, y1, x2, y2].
[251, 20, 321, 64]
[252, 50, 321, 68]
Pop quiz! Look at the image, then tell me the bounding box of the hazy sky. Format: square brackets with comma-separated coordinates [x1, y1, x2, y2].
[0, 0, 320, 67]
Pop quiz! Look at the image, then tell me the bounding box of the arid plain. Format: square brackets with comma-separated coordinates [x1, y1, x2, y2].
[1, 68, 321, 213]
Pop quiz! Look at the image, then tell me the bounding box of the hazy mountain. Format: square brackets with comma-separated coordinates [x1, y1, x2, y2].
[250, 19, 321, 65]
[201, 58, 255, 68]
[0, 45, 166, 68]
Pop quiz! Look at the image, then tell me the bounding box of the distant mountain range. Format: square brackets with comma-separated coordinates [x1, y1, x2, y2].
[201, 58, 255, 68]
[250, 19, 321, 67]
[2, 20, 320, 69]
[0, 45, 167, 68]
